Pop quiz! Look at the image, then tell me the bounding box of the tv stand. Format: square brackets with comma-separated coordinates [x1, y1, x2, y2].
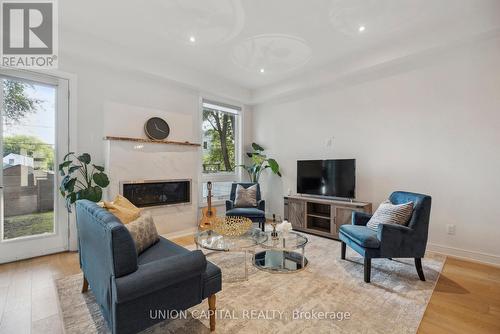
[284, 195, 372, 240]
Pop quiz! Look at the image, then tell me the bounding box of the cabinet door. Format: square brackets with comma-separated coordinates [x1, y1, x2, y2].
[288, 199, 305, 229]
[333, 206, 356, 236]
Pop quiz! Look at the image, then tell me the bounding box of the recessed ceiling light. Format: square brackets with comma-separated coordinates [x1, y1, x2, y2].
[260, 68, 265, 73]
[358, 26, 366, 33]
[189, 36, 196, 43]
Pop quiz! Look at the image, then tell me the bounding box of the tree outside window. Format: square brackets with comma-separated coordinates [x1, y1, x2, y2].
[202, 107, 237, 174]
[200, 100, 240, 202]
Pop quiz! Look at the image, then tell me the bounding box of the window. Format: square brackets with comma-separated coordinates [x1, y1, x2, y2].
[200, 99, 241, 202]
[201, 181, 234, 202]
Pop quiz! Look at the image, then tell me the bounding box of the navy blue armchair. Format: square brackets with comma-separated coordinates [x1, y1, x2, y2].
[339, 191, 432, 283]
[226, 182, 266, 231]
[76, 200, 222, 333]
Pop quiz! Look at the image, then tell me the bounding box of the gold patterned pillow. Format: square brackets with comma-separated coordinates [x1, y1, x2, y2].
[125, 213, 159, 254]
[103, 195, 141, 224]
[234, 184, 257, 208]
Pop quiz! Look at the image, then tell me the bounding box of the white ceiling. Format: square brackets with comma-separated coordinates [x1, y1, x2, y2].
[60, 0, 500, 103]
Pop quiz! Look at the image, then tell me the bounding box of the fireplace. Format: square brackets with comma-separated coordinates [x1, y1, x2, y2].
[120, 179, 191, 208]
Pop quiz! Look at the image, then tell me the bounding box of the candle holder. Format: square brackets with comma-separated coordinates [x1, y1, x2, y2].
[271, 214, 281, 240]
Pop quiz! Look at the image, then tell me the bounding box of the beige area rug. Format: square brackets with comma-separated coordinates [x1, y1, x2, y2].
[55, 235, 445, 334]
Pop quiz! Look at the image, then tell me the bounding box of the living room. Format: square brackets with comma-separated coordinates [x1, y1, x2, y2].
[0, 0, 499, 333]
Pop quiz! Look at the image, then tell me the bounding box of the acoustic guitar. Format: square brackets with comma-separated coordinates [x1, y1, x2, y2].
[199, 181, 217, 230]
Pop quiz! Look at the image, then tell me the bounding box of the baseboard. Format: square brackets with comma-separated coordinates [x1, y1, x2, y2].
[162, 227, 198, 240]
[0, 246, 67, 264]
[427, 243, 500, 267]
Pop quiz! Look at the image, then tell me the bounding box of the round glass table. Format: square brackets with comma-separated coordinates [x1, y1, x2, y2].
[253, 231, 309, 273]
[194, 227, 268, 280]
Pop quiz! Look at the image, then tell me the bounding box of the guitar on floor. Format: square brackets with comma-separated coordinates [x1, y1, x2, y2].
[199, 181, 217, 230]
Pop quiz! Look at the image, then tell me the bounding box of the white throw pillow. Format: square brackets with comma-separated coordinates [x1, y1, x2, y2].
[366, 200, 414, 231]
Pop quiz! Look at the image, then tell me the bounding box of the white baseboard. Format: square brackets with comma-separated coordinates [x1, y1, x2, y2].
[427, 243, 500, 267]
[162, 227, 198, 240]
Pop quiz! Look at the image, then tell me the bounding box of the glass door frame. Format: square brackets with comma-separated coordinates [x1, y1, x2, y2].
[0, 68, 72, 263]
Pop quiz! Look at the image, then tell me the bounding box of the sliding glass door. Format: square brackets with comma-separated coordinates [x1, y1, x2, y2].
[0, 70, 69, 263]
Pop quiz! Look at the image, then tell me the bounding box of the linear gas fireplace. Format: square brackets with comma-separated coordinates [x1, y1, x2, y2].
[120, 179, 191, 208]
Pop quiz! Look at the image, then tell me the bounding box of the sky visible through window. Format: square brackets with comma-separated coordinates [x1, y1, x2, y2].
[3, 82, 56, 147]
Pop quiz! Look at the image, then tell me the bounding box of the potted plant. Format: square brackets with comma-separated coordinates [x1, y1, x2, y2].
[239, 143, 282, 183]
[58, 152, 110, 212]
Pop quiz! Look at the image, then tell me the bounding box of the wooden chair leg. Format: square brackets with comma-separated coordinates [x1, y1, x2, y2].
[81, 275, 89, 293]
[364, 258, 371, 283]
[415, 258, 425, 281]
[208, 294, 216, 331]
[341, 242, 346, 260]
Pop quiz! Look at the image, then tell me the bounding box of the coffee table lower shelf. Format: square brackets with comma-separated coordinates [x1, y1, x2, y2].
[253, 250, 308, 273]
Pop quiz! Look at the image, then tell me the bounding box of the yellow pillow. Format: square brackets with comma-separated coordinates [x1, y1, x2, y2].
[103, 195, 141, 224]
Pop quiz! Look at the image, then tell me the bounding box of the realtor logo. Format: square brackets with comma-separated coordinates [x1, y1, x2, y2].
[1, 0, 58, 68]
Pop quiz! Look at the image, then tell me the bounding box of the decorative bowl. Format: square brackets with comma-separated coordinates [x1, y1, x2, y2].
[212, 216, 253, 236]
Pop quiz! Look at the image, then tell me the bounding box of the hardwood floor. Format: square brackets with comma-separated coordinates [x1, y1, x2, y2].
[0, 252, 80, 334]
[0, 240, 499, 334]
[418, 257, 500, 334]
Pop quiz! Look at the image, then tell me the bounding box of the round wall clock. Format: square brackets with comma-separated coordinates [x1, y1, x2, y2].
[144, 117, 170, 140]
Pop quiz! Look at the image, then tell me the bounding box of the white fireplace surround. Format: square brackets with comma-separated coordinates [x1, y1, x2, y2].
[104, 102, 200, 236]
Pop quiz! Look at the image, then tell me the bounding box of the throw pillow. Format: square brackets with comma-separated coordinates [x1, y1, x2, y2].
[234, 184, 257, 208]
[103, 194, 141, 224]
[125, 212, 159, 254]
[366, 200, 414, 231]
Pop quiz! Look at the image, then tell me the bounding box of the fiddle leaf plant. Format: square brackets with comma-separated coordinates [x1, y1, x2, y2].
[58, 152, 110, 212]
[238, 142, 282, 183]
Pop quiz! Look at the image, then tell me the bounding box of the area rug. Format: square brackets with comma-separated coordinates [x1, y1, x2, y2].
[55, 234, 445, 333]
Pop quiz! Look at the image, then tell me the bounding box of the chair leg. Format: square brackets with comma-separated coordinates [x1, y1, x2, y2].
[81, 275, 89, 293]
[364, 258, 371, 283]
[415, 258, 425, 281]
[208, 294, 216, 331]
[341, 242, 346, 260]
[261, 221, 265, 231]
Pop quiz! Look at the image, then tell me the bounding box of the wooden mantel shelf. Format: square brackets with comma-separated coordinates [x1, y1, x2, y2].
[104, 136, 201, 147]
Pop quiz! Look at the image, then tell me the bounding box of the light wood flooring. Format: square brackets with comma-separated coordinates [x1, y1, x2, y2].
[418, 257, 500, 334]
[0, 237, 499, 334]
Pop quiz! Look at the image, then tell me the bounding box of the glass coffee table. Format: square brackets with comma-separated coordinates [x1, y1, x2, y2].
[253, 231, 309, 273]
[194, 227, 268, 280]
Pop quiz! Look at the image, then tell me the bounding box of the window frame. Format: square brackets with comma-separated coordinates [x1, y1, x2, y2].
[199, 97, 243, 206]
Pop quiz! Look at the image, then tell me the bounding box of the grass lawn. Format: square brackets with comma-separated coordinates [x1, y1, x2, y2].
[3, 211, 54, 240]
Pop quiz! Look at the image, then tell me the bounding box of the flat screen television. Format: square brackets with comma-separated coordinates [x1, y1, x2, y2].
[297, 159, 355, 199]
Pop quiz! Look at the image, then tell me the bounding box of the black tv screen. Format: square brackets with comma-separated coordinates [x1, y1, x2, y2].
[297, 159, 355, 199]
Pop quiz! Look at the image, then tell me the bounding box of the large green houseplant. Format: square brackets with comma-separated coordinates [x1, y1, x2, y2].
[239, 143, 282, 183]
[59, 152, 110, 212]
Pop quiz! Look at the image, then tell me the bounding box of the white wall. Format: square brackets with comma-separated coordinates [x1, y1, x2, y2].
[252, 38, 500, 265]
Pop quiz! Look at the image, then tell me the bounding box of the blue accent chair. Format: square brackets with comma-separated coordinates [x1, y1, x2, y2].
[76, 200, 222, 334]
[226, 182, 266, 231]
[339, 191, 432, 283]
